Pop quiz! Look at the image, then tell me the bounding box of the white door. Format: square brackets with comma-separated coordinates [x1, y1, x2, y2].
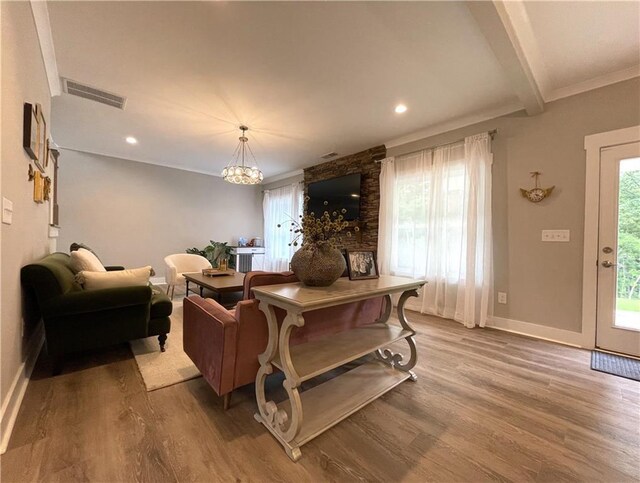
[596, 142, 640, 356]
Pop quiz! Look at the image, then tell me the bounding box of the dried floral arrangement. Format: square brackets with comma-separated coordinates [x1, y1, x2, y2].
[279, 198, 358, 249]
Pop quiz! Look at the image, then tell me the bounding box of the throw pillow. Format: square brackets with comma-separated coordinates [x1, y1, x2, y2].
[70, 248, 106, 273]
[76, 266, 152, 290]
[70, 242, 102, 261]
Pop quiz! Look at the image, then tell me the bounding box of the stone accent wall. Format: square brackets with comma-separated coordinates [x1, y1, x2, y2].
[304, 145, 386, 250]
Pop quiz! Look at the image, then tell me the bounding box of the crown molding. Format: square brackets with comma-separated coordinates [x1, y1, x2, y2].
[30, 0, 61, 97]
[384, 101, 522, 149]
[57, 146, 225, 178]
[546, 65, 640, 103]
[262, 169, 304, 184]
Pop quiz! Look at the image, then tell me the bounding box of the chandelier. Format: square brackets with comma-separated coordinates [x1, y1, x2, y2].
[222, 125, 264, 185]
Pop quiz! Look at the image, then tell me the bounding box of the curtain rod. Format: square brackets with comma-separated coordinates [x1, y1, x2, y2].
[261, 180, 304, 193]
[375, 129, 497, 163]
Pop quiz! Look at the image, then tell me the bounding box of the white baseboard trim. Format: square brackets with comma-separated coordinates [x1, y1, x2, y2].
[150, 276, 166, 285]
[0, 327, 45, 454]
[487, 316, 588, 348]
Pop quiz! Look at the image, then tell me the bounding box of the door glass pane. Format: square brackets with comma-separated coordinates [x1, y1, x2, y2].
[616, 157, 640, 330]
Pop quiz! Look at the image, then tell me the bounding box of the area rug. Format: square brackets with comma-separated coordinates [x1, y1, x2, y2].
[591, 350, 640, 382]
[130, 296, 201, 391]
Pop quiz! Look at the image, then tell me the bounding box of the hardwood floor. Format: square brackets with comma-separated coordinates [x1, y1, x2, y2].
[2, 312, 638, 482]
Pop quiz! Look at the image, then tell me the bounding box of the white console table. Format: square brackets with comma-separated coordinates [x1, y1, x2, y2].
[252, 275, 425, 461]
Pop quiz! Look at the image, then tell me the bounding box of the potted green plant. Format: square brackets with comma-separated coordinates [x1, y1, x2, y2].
[186, 241, 233, 269]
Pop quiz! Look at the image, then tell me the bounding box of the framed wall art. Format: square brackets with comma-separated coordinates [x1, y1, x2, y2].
[34, 104, 46, 172]
[22, 102, 39, 161]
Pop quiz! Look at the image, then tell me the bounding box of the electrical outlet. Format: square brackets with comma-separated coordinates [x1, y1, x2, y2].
[498, 292, 507, 304]
[542, 230, 570, 242]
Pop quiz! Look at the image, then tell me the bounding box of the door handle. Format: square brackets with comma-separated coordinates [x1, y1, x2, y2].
[601, 260, 617, 268]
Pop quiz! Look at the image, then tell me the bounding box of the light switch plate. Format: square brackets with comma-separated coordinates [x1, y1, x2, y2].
[2, 197, 13, 225]
[542, 230, 570, 242]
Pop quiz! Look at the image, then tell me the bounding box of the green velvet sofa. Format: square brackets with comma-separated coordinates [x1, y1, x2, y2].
[21, 252, 172, 372]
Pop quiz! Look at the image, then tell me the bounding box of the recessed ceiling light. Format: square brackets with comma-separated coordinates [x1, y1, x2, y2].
[125, 136, 138, 144]
[395, 104, 407, 114]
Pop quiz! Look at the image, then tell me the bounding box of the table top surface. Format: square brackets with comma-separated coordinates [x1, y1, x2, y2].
[252, 275, 425, 310]
[183, 271, 245, 292]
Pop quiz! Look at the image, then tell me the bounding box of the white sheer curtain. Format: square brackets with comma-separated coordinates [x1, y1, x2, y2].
[377, 133, 493, 328]
[263, 182, 303, 272]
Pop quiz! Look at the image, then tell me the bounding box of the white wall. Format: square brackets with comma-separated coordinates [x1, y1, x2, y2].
[56, 150, 263, 276]
[387, 78, 640, 335]
[262, 173, 304, 191]
[1, 1, 54, 451]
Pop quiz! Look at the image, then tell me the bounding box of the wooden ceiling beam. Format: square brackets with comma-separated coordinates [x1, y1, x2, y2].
[467, 0, 544, 115]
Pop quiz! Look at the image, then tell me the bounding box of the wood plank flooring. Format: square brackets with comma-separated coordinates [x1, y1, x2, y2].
[2, 312, 638, 482]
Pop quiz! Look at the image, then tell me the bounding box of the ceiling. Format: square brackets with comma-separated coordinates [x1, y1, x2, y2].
[524, 1, 640, 91]
[46, 1, 639, 180]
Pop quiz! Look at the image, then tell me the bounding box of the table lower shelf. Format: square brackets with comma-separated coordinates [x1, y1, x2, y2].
[273, 323, 413, 383]
[259, 360, 412, 453]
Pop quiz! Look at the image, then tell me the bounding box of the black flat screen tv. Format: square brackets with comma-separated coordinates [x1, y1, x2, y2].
[307, 173, 361, 221]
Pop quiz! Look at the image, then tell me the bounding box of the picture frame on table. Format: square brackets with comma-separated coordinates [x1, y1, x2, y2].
[346, 250, 379, 280]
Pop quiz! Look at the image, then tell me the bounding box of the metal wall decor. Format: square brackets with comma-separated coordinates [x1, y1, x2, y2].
[520, 171, 554, 203]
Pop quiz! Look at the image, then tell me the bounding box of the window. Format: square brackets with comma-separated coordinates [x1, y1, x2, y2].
[378, 133, 493, 327]
[263, 183, 304, 272]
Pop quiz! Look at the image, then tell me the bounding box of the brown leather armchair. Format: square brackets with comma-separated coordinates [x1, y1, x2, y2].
[183, 271, 385, 409]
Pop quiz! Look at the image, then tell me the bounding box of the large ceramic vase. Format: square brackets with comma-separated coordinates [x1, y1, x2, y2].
[290, 245, 346, 287]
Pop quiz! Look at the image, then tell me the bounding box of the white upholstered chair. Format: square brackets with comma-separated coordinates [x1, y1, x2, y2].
[164, 254, 212, 299]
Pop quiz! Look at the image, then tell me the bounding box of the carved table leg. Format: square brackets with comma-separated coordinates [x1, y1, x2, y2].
[376, 289, 419, 381]
[254, 302, 305, 461]
[277, 312, 305, 442]
[374, 294, 393, 324]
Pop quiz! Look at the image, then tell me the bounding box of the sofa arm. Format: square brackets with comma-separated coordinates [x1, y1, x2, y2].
[43, 285, 153, 317]
[105, 265, 125, 272]
[183, 296, 238, 396]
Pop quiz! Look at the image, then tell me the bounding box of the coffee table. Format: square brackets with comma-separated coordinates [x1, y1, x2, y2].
[182, 271, 245, 306]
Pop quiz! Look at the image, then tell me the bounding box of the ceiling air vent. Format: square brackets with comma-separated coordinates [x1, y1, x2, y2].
[321, 151, 339, 160]
[62, 78, 127, 109]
